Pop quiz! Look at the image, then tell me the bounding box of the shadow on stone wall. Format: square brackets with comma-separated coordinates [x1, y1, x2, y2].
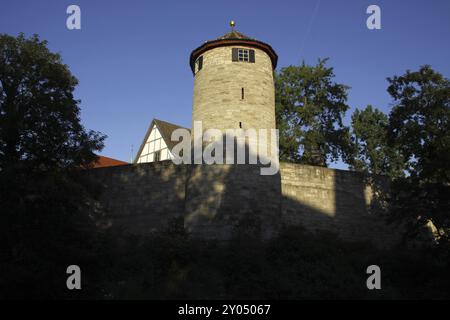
[182, 134, 399, 247]
[185, 163, 281, 240]
[280, 164, 399, 247]
[184, 133, 281, 240]
[87, 161, 188, 234]
[86, 137, 400, 247]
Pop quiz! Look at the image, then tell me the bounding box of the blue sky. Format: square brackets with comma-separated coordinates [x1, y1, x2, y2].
[1, 0, 449, 167]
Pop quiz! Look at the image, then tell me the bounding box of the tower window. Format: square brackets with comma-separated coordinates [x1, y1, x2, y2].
[232, 48, 255, 63]
[238, 49, 249, 62]
[195, 56, 203, 73]
[239, 122, 242, 128]
[241, 88, 245, 99]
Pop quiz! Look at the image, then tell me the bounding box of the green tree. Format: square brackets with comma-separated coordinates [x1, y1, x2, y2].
[386, 65, 450, 241]
[350, 105, 404, 177]
[0, 33, 106, 298]
[275, 58, 352, 166]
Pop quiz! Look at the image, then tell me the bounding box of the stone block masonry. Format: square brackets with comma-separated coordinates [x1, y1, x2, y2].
[192, 46, 275, 133]
[185, 164, 281, 240]
[86, 161, 188, 233]
[86, 161, 400, 247]
[280, 163, 400, 247]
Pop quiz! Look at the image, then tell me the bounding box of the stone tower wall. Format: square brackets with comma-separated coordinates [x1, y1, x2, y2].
[192, 46, 276, 133]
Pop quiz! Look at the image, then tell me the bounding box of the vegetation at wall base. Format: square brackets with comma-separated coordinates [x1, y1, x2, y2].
[2, 224, 450, 299]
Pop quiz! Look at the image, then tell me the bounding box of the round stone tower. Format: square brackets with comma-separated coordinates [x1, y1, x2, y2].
[189, 22, 278, 137]
[184, 23, 281, 241]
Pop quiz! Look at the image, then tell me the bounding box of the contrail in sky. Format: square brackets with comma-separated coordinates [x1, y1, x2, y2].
[299, 0, 322, 57]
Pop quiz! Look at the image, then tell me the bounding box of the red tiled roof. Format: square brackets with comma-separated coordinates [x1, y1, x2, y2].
[92, 155, 128, 168]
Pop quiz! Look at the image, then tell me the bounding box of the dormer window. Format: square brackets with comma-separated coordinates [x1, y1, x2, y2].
[195, 56, 203, 73]
[232, 48, 255, 63]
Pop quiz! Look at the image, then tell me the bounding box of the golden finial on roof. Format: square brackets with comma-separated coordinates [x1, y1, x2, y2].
[230, 20, 236, 30]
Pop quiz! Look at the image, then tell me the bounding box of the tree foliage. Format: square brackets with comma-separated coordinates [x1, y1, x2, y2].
[387, 65, 450, 183]
[0, 33, 106, 298]
[0, 33, 104, 172]
[386, 66, 450, 238]
[347, 66, 449, 241]
[275, 58, 352, 166]
[350, 105, 405, 177]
